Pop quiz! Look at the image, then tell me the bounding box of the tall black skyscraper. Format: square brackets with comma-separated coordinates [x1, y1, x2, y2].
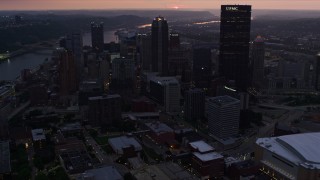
[193, 47, 212, 88]
[219, 5, 252, 91]
[252, 36, 265, 87]
[151, 16, 169, 75]
[91, 22, 104, 53]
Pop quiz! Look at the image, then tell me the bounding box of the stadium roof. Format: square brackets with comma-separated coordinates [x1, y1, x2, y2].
[256, 132, 320, 169]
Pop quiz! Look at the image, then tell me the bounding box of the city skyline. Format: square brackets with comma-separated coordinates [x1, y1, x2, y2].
[1, 0, 320, 10]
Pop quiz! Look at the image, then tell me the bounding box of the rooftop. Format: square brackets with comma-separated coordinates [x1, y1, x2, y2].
[256, 132, 320, 169]
[108, 136, 142, 154]
[0, 141, 11, 174]
[145, 122, 174, 135]
[208, 95, 240, 106]
[79, 166, 123, 180]
[60, 150, 92, 174]
[151, 76, 179, 86]
[132, 162, 197, 180]
[61, 122, 82, 132]
[193, 152, 223, 162]
[31, 129, 46, 141]
[189, 140, 215, 153]
[88, 94, 121, 101]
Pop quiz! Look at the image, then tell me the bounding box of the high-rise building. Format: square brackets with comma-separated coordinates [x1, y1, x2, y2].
[207, 95, 240, 139]
[91, 22, 104, 53]
[55, 48, 77, 96]
[315, 53, 320, 90]
[251, 36, 265, 87]
[149, 77, 180, 113]
[111, 57, 135, 88]
[168, 33, 191, 78]
[193, 47, 212, 88]
[169, 33, 180, 49]
[219, 5, 252, 91]
[137, 34, 152, 71]
[65, 32, 84, 83]
[184, 89, 205, 122]
[151, 16, 169, 75]
[88, 94, 121, 126]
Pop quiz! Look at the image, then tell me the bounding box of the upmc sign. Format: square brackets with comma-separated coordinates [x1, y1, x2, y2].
[226, 6, 239, 11]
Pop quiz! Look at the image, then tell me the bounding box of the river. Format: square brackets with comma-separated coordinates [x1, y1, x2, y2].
[0, 50, 52, 81]
[0, 30, 117, 81]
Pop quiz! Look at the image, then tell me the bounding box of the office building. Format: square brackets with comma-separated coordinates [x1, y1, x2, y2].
[111, 57, 135, 87]
[189, 140, 224, 179]
[118, 31, 137, 59]
[78, 80, 103, 106]
[91, 22, 104, 53]
[251, 36, 265, 87]
[145, 122, 174, 144]
[152, 16, 169, 75]
[88, 94, 121, 127]
[64, 32, 83, 81]
[169, 33, 180, 49]
[255, 133, 320, 180]
[219, 5, 252, 91]
[137, 33, 152, 71]
[184, 89, 205, 122]
[168, 37, 190, 78]
[149, 77, 180, 113]
[108, 136, 142, 157]
[193, 47, 212, 88]
[207, 95, 240, 139]
[55, 48, 77, 96]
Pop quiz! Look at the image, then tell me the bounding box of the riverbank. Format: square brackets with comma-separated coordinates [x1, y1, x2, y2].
[0, 50, 53, 81]
[0, 40, 56, 62]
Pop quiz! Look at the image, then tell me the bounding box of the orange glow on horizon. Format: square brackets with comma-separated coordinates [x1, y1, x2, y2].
[1, 0, 320, 10]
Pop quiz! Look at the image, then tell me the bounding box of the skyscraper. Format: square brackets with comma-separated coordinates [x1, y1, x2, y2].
[149, 77, 180, 113]
[219, 5, 252, 91]
[112, 57, 135, 88]
[193, 47, 212, 88]
[207, 95, 240, 139]
[88, 94, 122, 126]
[251, 36, 265, 87]
[184, 88, 205, 122]
[169, 33, 180, 49]
[151, 16, 169, 75]
[137, 33, 152, 71]
[55, 48, 77, 95]
[91, 22, 104, 53]
[65, 32, 83, 84]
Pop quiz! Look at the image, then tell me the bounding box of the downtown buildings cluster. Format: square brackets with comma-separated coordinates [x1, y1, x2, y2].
[1, 4, 320, 180]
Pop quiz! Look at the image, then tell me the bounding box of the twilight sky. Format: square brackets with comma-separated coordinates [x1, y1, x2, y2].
[1, 0, 320, 10]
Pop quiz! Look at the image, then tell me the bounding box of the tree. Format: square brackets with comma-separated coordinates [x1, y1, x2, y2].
[33, 155, 45, 170]
[35, 172, 47, 180]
